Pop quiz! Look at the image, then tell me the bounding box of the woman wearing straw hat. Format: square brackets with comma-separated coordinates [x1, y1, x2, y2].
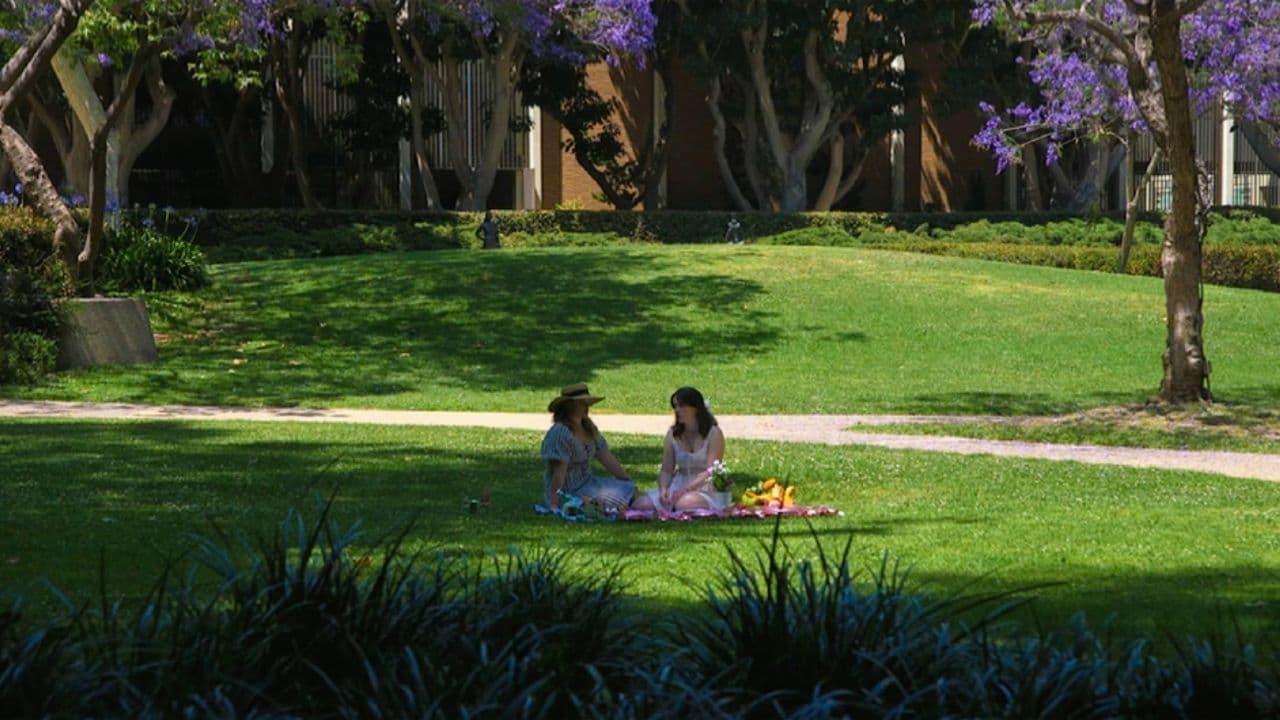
[541, 382, 635, 513]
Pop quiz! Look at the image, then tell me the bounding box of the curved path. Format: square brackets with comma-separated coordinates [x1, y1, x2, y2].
[2, 400, 1277, 483]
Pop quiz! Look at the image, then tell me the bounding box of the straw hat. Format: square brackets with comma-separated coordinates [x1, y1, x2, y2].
[547, 382, 604, 413]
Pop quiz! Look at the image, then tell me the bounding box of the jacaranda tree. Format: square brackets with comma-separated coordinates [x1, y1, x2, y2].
[0, 0, 96, 283]
[376, 0, 655, 210]
[971, 0, 1280, 404]
[234, 0, 366, 210]
[52, 0, 251, 292]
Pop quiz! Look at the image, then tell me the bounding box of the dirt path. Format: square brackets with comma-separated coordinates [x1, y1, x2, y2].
[3, 400, 1277, 483]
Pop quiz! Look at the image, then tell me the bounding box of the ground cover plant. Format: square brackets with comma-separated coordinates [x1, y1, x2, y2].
[6, 244, 1279, 415]
[1, 419, 1276, 645]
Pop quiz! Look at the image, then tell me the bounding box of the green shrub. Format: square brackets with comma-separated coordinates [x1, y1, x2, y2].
[1201, 243, 1280, 290]
[867, 240, 1280, 290]
[502, 230, 632, 247]
[153, 206, 1280, 292]
[0, 331, 57, 385]
[757, 225, 858, 246]
[1206, 209, 1280, 245]
[0, 208, 68, 386]
[100, 225, 209, 293]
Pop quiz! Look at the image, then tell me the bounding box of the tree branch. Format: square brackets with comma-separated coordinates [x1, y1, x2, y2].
[1007, 0, 1144, 73]
[741, 13, 788, 170]
[706, 76, 754, 211]
[26, 91, 70, 163]
[1175, 0, 1211, 18]
[125, 56, 175, 162]
[793, 29, 835, 165]
[0, 0, 94, 110]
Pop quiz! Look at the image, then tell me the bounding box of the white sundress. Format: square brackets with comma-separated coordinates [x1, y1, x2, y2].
[643, 430, 731, 510]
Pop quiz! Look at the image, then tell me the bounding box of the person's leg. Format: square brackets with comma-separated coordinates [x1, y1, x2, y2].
[674, 492, 715, 511]
[581, 476, 635, 510]
[632, 489, 661, 510]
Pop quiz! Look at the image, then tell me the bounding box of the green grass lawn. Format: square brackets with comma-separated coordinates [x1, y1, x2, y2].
[8, 245, 1280, 415]
[850, 404, 1280, 454]
[2, 418, 1276, 645]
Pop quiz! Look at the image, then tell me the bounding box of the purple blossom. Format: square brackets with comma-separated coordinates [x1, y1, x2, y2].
[971, 0, 1280, 172]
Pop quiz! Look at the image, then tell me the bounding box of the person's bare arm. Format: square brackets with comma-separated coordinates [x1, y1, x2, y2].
[657, 431, 676, 505]
[547, 460, 568, 509]
[596, 448, 631, 482]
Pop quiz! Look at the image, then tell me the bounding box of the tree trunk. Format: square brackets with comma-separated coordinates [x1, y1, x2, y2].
[1119, 147, 1161, 273]
[116, 57, 176, 209]
[447, 33, 518, 211]
[743, 27, 832, 212]
[80, 53, 150, 295]
[1022, 143, 1044, 211]
[51, 51, 122, 210]
[0, 0, 91, 282]
[0, 121, 81, 282]
[65, 116, 91, 197]
[273, 34, 322, 209]
[1151, 8, 1210, 403]
[80, 129, 109, 293]
[642, 58, 675, 211]
[779, 156, 807, 212]
[407, 72, 444, 210]
[706, 76, 754, 211]
[734, 81, 774, 210]
[380, 0, 444, 211]
[813, 134, 844, 212]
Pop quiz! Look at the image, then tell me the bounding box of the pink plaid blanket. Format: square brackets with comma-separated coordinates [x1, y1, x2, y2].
[616, 505, 841, 522]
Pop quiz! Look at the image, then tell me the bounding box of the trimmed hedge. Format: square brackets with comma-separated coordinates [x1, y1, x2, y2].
[185, 208, 1134, 258]
[0, 209, 68, 385]
[118, 207, 1280, 292]
[866, 241, 1280, 292]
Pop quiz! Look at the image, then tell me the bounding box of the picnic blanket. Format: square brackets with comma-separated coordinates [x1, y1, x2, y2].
[533, 503, 841, 522]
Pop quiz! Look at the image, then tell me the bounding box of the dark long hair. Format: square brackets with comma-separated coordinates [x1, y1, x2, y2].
[671, 386, 716, 439]
[553, 401, 599, 438]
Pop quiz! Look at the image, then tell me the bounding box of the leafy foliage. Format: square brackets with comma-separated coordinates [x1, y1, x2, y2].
[99, 219, 209, 293]
[0, 209, 68, 386]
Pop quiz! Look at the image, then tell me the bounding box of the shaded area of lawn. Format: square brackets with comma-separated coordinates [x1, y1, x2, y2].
[8, 245, 1280, 415]
[852, 403, 1280, 454]
[2, 418, 1276, 645]
[60, 248, 774, 407]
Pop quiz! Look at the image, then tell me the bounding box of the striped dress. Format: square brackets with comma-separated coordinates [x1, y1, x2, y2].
[540, 422, 635, 508]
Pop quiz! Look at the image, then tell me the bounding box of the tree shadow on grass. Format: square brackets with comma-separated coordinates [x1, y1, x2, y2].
[74, 248, 776, 407]
[899, 385, 1280, 417]
[2, 420, 1276, 647]
[900, 390, 1152, 416]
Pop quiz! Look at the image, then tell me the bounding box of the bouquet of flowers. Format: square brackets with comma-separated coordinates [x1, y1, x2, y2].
[708, 460, 734, 492]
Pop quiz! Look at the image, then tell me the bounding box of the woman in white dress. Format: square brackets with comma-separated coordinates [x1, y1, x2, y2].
[634, 387, 730, 512]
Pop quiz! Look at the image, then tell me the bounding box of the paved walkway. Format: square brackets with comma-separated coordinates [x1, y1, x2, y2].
[2, 399, 1278, 483]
